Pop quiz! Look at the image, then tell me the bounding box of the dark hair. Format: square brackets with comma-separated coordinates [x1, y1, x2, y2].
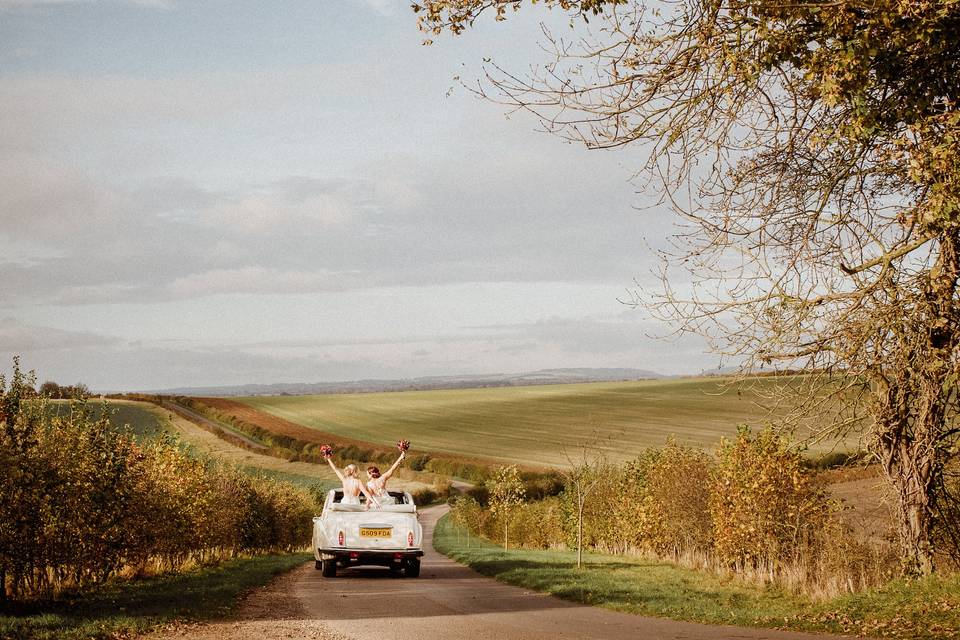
[367, 466, 381, 478]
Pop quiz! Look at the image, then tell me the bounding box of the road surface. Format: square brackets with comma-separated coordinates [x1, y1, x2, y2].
[156, 505, 845, 640]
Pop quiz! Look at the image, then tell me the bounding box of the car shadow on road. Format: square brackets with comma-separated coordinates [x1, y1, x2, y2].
[296, 560, 591, 620]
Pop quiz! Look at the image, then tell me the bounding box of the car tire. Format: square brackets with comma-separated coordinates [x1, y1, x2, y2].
[321, 559, 337, 578]
[315, 560, 322, 570]
[404, 558, 420, 578]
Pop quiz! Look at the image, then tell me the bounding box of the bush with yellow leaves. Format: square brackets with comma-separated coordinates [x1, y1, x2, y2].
[0, 359, 316, 602]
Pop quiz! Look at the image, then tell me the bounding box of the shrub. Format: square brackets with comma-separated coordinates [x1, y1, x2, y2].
[711, 426, 832, 567]
[510, 497, 565, 548]
[0, 360, 318, 603]
[410, 482, 454, 505]
[616, 440, 714, 556]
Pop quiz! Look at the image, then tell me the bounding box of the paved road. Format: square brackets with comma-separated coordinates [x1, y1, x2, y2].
[288, 505, 841, 640]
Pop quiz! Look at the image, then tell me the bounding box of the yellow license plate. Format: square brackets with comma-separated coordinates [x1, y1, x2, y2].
[359, 527, 392, 538]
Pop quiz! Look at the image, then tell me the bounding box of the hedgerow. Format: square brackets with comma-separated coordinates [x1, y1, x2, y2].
[450, 427, 899, 597]
[1, 360, 316, 602]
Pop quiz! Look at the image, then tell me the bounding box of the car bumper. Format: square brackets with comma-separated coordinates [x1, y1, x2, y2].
[317, 548, 424, 566]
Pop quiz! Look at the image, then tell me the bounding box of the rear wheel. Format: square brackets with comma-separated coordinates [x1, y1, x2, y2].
[404, 558, 420, 578]
[321, 559, 337, 577]
[314, 560, 322, 570]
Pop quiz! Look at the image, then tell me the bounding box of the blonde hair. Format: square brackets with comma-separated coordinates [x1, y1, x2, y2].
[344, 464, 358, 478]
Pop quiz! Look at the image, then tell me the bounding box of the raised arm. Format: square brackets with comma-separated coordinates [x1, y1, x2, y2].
[381, 451, 406, 482]
[324, 456, 345, 482]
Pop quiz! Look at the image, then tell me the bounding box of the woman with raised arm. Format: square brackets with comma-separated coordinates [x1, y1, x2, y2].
[366, 440, 410, 505]
[321, 445, 379, 509]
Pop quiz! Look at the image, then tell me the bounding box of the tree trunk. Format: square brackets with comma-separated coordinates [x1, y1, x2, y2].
[881, 421, 937, 574]
[504, 521, 508, 550]
[577, 495, 584, 569]
[874, 233, 960, 575]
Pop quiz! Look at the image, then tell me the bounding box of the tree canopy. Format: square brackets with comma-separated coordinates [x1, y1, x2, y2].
[415, 0, 960, 572]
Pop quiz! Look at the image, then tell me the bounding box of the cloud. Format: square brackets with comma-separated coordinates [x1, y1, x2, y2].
[0, 0, 173, 7]
[167, 267, 351, 298]
[359, 0, 402, 17]
[0, 318, 120, 351]
[198, 190, 356, 234]
[0, 154, 129, 238]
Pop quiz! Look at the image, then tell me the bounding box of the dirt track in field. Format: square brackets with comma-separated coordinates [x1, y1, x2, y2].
[146, 506, 847, 640]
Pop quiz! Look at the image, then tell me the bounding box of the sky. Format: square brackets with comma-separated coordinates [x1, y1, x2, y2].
[0, 0, 714, 391]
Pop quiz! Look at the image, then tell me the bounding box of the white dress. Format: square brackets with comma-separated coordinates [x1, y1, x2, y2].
[341, 478, 363, 505]
[367, 478, 395, 505]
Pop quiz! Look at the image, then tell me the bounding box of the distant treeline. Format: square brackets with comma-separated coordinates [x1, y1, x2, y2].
[37, 381, 91, 399]
[8, 380, 93, 400]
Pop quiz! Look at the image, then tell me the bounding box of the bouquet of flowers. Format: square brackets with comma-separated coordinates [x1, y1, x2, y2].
[397, 439, 410, 453]
[320, 444, 334, 459]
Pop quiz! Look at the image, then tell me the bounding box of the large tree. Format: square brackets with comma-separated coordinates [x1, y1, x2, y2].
[414, 0, 960, 573]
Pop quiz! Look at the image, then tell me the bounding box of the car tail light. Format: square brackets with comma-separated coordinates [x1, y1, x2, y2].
[407, 531, 414, 547]
[338, 531, 345, 546]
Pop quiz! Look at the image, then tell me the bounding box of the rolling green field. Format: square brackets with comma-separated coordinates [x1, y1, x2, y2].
[50, 399, 172, 440]
[238, 377, 847, 467]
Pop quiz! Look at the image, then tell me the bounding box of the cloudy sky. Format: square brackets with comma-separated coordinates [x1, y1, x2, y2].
[0, 0, 713, 391]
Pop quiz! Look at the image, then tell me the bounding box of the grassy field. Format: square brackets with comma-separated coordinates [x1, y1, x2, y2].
[0, 554, 309, 640]
[433, 515, 960, 639]
[143, 400, 436, 493]
[237, 377, 849, 467]
[50, 399, 174, 440]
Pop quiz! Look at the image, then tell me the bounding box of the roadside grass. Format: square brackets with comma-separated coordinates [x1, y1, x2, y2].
[433, 515, 960, 639]
[238, 377, 854, 468]
[0, 553, 310, 640]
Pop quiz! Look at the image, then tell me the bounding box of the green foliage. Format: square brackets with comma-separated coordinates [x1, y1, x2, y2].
[0, 360, 317, 603]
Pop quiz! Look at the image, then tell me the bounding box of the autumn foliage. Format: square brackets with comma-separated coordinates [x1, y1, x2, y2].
[451, 427, 896, 595]
[0, 360, 316, 602]
[711, 427, 832, 567]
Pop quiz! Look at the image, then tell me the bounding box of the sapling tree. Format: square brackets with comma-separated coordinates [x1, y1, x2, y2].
[488, 465, 526, 549]
[561, 444, 605, 569]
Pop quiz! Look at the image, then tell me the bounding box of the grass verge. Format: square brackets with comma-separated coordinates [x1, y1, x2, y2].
[0, 553, 310, 640]
[433, 515, 960, 639]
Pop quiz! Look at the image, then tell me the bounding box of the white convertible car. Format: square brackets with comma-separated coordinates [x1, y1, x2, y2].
[312, 489, 424, 577]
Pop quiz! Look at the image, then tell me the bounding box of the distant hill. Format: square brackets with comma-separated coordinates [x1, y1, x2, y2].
[149, 367, 665, 397]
